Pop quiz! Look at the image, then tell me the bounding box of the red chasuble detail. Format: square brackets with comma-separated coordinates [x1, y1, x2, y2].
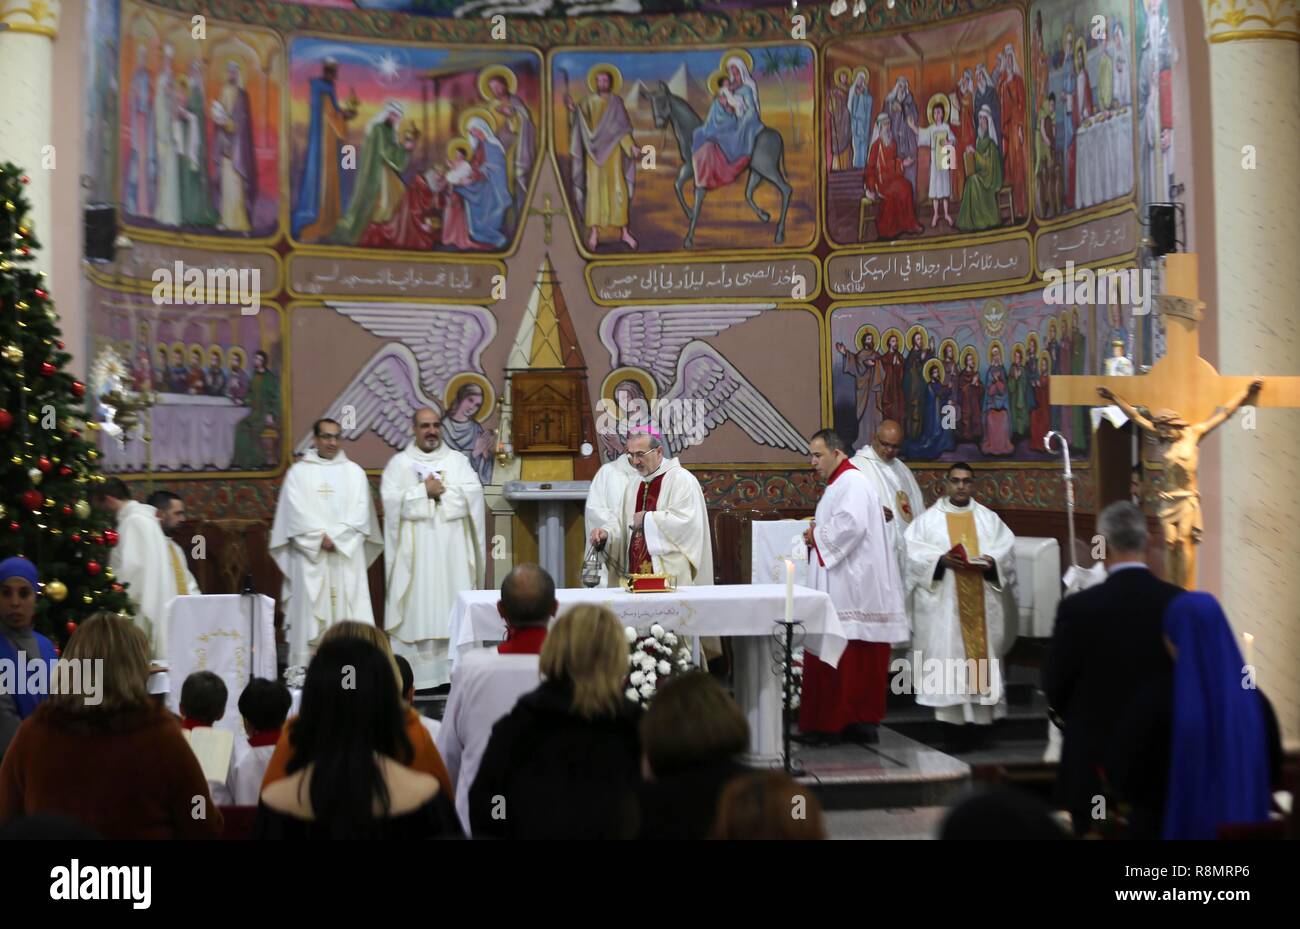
[627, 474, 666, 574]
[810, 459, 858, 568]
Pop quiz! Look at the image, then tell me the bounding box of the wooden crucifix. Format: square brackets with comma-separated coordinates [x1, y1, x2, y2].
[1051, 253, 1300, 589]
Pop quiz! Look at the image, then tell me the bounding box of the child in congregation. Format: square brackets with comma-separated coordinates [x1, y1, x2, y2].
[178, 671, 234, 805]
[228, 678, 292, 806]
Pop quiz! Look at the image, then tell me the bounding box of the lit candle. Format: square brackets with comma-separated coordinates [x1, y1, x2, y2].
[1243, 632, 1255, 675]
[785, 558, 795, 623]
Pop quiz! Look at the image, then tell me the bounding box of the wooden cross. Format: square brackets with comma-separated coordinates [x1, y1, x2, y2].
[1051, 252, 1300, 587]
[527, 194, 565, 245]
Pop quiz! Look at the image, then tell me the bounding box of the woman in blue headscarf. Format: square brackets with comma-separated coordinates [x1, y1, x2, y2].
[1109, 590, 1279, 839]
[0, 557, 58, 757]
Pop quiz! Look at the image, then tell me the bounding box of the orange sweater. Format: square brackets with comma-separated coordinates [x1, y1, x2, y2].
[0, 704, 223, 839]
[261, 706, 452, 797]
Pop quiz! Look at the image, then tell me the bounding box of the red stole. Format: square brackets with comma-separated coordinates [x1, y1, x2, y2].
[627, 473, 666, 574]
[810, 459, 857, 568]
[498, 625, 547, 655]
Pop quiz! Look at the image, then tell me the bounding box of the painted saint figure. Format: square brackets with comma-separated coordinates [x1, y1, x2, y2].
[956, 107, 1004, 232]
[691, 55, 766, 190]
[864, 115, 922, 240]
[440, 382, 496, 485]
[482, 67, 536, 214]
[213, 61, 257, 233]
[152, 44, 182, 226]
[980, 343, 1013, 455]
[847, 69, 874, 170]
[566, 64, 638, 252]
[177, 61, 219, 227]
[292, 58, 358, 241]
[126, 44, 155, 218]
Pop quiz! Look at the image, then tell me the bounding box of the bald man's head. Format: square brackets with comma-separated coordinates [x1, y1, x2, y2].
[874, 420, 904, 462]
[498, 563, 557, 628]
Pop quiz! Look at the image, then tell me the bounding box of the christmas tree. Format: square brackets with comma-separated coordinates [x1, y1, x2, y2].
[0, 162, 133, 647]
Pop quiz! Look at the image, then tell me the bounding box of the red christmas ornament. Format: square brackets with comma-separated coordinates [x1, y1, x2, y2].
[0, 409, 11, 431]
[21, 489, 43, 510]
[86, 561, 101, 576]
[70, 381, 85, 398]
[111, 583, 123, 593]
[37, 456, 52, 472]
[58, 466, 71, 476]
[8, 522, 18, 532]
[40, 363, 55, 376]
[65, 621, 77, 634]
[56, 340, 64, 350]
[61, 506, 72, 516]
[70, 533, 81, 543]
[34, 289, 47, 299]
[90, 533, 103, 546]
[20, 175, 29, 185]
[104, 529, 119, 547]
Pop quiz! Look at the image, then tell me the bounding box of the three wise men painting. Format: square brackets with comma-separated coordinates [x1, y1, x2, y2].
[830, 290, 1090, 463]
[289, 38, 541, 253]
[118, 0, 281, 237]
[551, 46, 818, 254]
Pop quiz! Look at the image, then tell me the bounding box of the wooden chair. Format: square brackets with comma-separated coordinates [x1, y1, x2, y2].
[998, 185, 1016, 224]
[858, 195, 877, 240]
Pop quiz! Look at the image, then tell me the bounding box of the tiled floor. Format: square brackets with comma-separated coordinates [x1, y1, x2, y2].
[824, 806, 949, 840]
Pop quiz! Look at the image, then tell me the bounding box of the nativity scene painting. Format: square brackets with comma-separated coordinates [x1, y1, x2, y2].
[823, 6, 1030, 245]
[829, 291, 1091, 463]
[549, 46, 818, 255]
[288, 38, 542, 253]
[118, 0, 283, 238]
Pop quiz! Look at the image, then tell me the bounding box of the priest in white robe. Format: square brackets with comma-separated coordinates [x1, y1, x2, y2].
[587, 429, 718, 660]
[270, 419, 383, 676]
[798, 429, 909, 744]
[382, 407, 486, 689]
[93, 478, 181, 660]
[583, 440, 638, 587]
[904, 461, 1018, 730]
[850, 420, 924, 603]
[147, 490, 201, 596]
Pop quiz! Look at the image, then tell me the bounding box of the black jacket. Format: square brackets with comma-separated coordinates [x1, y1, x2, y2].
[637, 759, 751, 840]
[468, 679, 642, 839]
[1042, 566, 1181, 834]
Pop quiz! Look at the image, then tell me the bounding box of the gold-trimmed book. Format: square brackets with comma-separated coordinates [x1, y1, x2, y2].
[623, 573, 678, 594]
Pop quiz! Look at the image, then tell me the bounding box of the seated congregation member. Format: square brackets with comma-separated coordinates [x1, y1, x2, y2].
[470, 605, 641, 839]
[438, 563, 555, 834]
[939, 786, 1068, 840]
[179, 670, 233, 804]
[1043, 501, 1181, 836]
[1107, 591, 1281, 840]
[710, 772, 826, 840]
[0, 557, 57, 759]
[228, 677, 292, 806]
[637, 671, 750, 840]
[396, 655, 440, 742]
[0, 613, 222, 839]
[254, 638, 461, 839]
[261, 621, 452, 796]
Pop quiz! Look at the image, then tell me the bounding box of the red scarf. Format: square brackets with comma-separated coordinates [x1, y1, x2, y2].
[247, 728, 282, 748]
[498, 625, 547, 655]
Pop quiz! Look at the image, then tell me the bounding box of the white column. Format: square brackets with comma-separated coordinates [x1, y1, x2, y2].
[0, 1, 62, 276]
[1204, 1, 1300, 742]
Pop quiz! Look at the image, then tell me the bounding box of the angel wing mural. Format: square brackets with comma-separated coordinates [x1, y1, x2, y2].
[599, 304, 809, 457]
[297, 302, 499, 482]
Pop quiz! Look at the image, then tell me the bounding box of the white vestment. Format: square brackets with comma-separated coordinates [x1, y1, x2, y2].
[807, 465, 909, 646]
[269, 449, 383, 670]
[112, 500, 181, 660]
[583, 454, 638, 586]
[604, 457, 713, 587]
[850, 446, 924, 609]
[166, 538, 201, 596]
[904, 497, 1018, 725]
[382, 443, 486, 689]
[437, 649, 541, 834]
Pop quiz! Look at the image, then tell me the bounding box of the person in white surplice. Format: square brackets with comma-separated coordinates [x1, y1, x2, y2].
[147, 490, 201, 596]
[903, 462, 1017, 739]
[269, 418, 383, 678]
[382, 407, 486, 689]
[850, 419, 923, 607]
[583, 438, 638, 588]
[798, 429, 909, 745]
[93, 478, 181, 660]
[587, 429, 718, 661]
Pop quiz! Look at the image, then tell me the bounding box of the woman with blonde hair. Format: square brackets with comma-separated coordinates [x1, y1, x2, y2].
[260, 621, 452, 795]
[0, 613, 222, 838]
[470, 604, 641, 838]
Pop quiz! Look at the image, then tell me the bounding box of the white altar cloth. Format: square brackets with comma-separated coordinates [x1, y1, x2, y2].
[447, 584, 844, 763]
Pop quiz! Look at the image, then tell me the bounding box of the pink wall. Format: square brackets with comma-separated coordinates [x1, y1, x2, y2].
[51, 4, 86, 379]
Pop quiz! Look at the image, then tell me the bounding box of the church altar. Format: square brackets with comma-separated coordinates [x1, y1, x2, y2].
[98, 393, 251, 471]
[447, 584, 844, 764]
[502, 480, 591, 586]
[163, 594, 277, 736]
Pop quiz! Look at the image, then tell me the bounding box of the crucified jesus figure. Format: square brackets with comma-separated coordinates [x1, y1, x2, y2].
[1098, 378, 1263, 589]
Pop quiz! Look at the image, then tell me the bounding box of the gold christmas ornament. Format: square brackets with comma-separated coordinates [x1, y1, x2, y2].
[28, 468, 41, 484]
[44, 580, 68, 602]
[9, 455, 21, 465]
[104, 567, 114, 580]
[82, 594, 93, 605]
[74, 499, 90, 519]
[26, 412, 37, 424]
[43, 497, 54, 509]
[1, 344, 22, 363]
[0, 503, 5, 519]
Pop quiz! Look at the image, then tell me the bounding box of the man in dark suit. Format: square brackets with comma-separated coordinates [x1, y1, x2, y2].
[1043, 500, 1182, 836]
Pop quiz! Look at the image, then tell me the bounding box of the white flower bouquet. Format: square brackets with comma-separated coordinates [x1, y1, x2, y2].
[623, 624, 693, 706]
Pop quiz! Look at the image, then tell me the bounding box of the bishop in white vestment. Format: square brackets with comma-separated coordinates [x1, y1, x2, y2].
[850, 420, 924, 594]
[904, 463, 1018, 727]
[270, 420, 383, 674]
[583, 447, 638, 587]
[382, 408, 486, 689]
[799, 430, 909, 742]
[94, 480, 181, 660]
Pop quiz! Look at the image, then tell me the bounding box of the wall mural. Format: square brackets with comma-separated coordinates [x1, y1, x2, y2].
[84, 0, 1164, 514]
